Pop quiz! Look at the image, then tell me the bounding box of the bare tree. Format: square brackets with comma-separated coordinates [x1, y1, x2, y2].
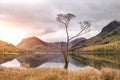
[56, 13, 91, 69]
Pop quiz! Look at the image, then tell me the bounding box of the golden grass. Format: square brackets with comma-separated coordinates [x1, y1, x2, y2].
[101, 68, 120, 80]
[0, 67, 120, 80]
[0, 40, 20, 53]
[81, 41, 120, 52]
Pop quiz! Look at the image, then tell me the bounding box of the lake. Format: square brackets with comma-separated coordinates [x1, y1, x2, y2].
[0, 53, 92, 70]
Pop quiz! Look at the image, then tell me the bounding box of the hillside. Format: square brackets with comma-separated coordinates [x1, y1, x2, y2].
[81, 27, 120, 52]
[71, 20, 120, 69]
[100, 20, 120, 35]
[17, 37, 49, 53]
[71, 20, 120, 52]
[17, 37, 66, 53]
[0, 40, 20, 53]
[69, 38, 87, 47]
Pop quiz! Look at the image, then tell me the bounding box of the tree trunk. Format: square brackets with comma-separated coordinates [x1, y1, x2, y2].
[64, 59, 69, 69]
[63, 23, 70, 69]
[64, 37, 69, 69]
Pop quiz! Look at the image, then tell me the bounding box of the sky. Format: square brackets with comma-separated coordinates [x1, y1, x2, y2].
[0, 0, 120, 45]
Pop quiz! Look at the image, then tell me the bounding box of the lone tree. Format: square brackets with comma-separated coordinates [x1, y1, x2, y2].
[56, 13, 91, 69]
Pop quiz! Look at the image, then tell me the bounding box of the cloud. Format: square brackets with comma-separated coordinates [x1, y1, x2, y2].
[0, 0, 120, 43]
[0, 2, 58, 36]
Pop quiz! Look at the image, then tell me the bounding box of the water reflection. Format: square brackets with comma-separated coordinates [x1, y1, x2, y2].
[1, 59, 20, 68]
[0, 54, 91, 69]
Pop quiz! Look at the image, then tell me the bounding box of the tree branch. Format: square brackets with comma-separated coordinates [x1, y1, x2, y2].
[69, 28, 85, 41]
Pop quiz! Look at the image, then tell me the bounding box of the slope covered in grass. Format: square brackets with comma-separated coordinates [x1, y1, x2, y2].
[71, 21, 120, 52]
[71, 21, 120, 69]
[81, 41, 120, 52]
[0, 40, 20, 53]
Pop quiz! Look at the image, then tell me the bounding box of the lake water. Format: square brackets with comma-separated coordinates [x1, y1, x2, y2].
[1, 59, 21, 68]
[0, 54, 92, 70]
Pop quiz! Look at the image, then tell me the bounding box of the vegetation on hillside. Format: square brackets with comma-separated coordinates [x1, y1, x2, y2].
[81, 41, 120, 52]
[71, 22, 120, 52]
[70, 21, 120, 69]
[72, 39, 120, 68]
[0, 40, 20, 53]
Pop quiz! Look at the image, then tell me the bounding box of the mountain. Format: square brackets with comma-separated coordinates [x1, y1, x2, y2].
[69, 38, 87, 47]
[17, 37, 50, 53]
[71, 20, 120, 52]
[52, 42, 66, 52]
[100, 20, 120, 35]
[17, 37, 66, 53]
[0, 40, 20, 53]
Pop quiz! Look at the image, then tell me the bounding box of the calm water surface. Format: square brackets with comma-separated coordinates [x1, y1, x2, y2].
[0, 53, 92, 70]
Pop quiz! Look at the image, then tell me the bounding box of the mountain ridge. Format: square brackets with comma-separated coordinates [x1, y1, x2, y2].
[100, 20, 120, 35]
[17, 36, 67, 53]
[71, 20, 120, 52]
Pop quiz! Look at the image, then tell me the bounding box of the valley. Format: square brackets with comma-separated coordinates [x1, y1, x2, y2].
[0, 0, 120, 79]
[0, 20, 120, 80]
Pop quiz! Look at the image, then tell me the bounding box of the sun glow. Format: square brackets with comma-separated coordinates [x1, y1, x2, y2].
[0, 26, 26, 45]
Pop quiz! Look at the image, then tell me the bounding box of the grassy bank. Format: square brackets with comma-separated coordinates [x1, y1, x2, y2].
[0, 67, 120, 80]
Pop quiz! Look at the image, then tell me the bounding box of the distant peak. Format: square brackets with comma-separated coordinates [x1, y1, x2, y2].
[22, 36, 40, 41]
[24, 36, 38, 39]
[17, 36, 48, 47]
[100, 20, 120, 35]
[110, 20, 120, 24]
[31, 36, 38, 39]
